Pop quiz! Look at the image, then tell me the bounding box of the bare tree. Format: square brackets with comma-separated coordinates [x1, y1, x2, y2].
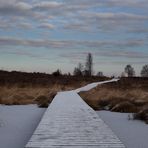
[97, 71, 104, 77]
[52, 69, 62, 76]
[85, 53, 93, 76]
[141, 64, 148, 77]
[124, 65, 135, 77]
[78, 63, 83, 72]
[73, 63, 83, 76]
[73, 68, 79, 76]
[121, 72, 126, 77]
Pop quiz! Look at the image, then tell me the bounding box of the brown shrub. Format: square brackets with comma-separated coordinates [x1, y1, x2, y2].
[0, 86, 57, 105]
[35, 92, 56, 108]
[98, 98, 110, 110]
[133, 106, 148, 124]
[1, 94, 35, 105]
[35, 95, 49, 108]
[111, 101, 138, 113]
[133, 100, 148, 107]
[84, 99, 99, 110]
[79, 78, 148, 112]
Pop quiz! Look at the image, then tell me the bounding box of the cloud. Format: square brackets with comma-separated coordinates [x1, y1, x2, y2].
[0, 0, 18, 6]
[63, 23, 91, 32]
[38, 23, 55, 29]
[81, 40, 145, 48]
[0, 49, 51, 61]
[18, 22, 32, 29]
[100, 0, 148, 8]
[0, 0, 147, 33]
[0, 37, 146, 50]
[0, 37, 73, 48]
[95, 50, 148, 59]
[61, 0, 147, 10]
[0, 1, 32, 16]
[65, 11, 148, 32]
[128, 28, 148, 34]
[79, 12, 148, 20]
[0, 0, 47, 25]
[33, 1, 63, 10]
[60, 50, 148, 60]
[0, 37, 147, 50]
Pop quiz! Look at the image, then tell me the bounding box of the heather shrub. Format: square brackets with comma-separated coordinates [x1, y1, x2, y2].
[133, 106, 148, 124]
[35, 92, 56, 108]
[111, 101, 138, 113]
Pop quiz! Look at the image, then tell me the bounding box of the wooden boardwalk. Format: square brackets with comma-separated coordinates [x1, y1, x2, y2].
[26, 88, 125, 148]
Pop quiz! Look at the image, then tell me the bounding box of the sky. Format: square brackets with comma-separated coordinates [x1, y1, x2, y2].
[0, 0, 148, 76]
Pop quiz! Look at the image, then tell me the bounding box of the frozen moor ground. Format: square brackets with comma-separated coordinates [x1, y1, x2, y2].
[0, 79, 147, 148]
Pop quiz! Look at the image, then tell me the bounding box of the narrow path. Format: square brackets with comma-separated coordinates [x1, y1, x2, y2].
[26, 79, 125, 148]
[75, 79, 119, 93]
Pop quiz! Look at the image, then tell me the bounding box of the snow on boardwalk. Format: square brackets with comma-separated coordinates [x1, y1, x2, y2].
[75, 79, 119, 93]
[26, 79, 125, 148]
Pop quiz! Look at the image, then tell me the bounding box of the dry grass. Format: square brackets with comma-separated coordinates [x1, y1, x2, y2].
[35, 93, 56, 108]
[0, 78, 98, 107]
[80, 88, 148, 112]
[0, 69, 109, 107]
[79, 78, 148, 113]
[133, 106, 148, 124]
[0, 84, 76, 106]
[0, 70, 108, 107]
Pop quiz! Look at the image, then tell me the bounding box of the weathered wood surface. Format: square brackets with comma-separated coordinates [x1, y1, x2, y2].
[25, 90, 125, 148]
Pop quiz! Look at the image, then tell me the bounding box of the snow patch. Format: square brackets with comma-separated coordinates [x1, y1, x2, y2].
[97, 111, 148, 148]
[0, 105, 46, 148]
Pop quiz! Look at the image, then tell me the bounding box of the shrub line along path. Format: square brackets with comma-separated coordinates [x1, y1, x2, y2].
[25, 79, 125, 148]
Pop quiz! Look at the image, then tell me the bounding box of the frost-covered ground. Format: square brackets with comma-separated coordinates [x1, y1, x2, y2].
[1, 79, 147, 148]
[0, 105, 46, 148]
[1, 105, 147, 148]
[97, 111, 148, 148]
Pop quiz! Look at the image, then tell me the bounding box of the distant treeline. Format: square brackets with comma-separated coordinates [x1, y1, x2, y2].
[103, 77, 148, 90]
[73, 53, 148, 77]
[0, 70, 108, 87]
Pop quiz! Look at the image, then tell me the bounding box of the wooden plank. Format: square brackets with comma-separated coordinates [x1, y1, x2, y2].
[25, 91, 125, 148]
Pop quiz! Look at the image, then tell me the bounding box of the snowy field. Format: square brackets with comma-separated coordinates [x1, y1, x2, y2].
[97, 111, 148, 148]
[0, 106, 148, 148]
[0, 78, 147, 148]
[0, 105, 46, 148]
